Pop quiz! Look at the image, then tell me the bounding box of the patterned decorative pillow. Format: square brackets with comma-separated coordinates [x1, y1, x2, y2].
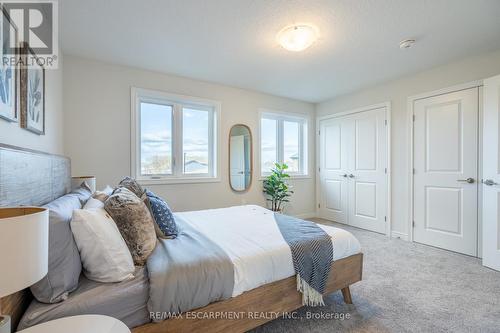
[104, 187, 156, 265]
[145, 190, 178, 239]
[117, 177, 144, 198]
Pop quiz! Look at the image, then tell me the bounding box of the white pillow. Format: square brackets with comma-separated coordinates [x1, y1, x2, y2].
[71, 208, 134, 283]
[83, 197, 104, 209]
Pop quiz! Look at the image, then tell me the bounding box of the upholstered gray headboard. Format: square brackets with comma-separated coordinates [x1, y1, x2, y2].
[0, 143, 71, 329]
[0, 143, 71, 207]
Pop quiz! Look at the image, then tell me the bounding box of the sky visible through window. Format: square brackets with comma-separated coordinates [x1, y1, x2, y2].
[284, 120, 300, 172]
[141, 102, 210, 175]
[261, 117, 302, 173]
[261, 118, 277, 173]
[183, 108, 209, 174]
[141, 102, 172, 175]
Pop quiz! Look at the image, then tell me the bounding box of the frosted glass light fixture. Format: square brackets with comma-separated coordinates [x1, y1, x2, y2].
[277, 24, 319, 52]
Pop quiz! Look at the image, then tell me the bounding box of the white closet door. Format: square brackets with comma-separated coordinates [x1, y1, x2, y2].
[482, 75, 500, 270]
[413, 87, 478, 256]
[319, 107, 388, 234]
[348, 108, 388, 234]
[318, 117, 350, 223]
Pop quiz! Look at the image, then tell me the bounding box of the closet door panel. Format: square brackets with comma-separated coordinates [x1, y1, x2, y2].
[348, 108, 387, 234]
[319, 118, 350, 224]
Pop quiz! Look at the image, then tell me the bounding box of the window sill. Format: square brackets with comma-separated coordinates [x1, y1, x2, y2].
[137, 177, 221, 185]
[259, 174, 311, 181]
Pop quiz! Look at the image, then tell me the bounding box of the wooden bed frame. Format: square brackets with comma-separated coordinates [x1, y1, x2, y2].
[0, 144, 363, 333]
[132, 253, 362, 333]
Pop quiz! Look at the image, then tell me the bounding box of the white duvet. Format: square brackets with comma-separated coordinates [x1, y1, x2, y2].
[175, 205, 361, 297]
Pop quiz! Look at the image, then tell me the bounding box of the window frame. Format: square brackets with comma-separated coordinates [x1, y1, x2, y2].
[259, 110, 309, 178]
[131, 87, 221, 185]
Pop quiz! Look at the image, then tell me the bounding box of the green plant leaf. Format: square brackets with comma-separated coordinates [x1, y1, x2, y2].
[262, 163, 294, 212]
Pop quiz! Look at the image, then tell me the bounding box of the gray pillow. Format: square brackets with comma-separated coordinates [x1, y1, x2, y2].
[30, 186, 91, 303]
[71, 185, 93, 205]
[105, 187, 156, 266]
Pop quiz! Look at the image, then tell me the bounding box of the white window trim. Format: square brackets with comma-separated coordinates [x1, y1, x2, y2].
[258, 109, 309, 178]
[131, 87, 221, 185]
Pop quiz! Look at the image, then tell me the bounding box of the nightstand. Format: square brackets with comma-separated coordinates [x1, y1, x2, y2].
[17, 315, 130, 333]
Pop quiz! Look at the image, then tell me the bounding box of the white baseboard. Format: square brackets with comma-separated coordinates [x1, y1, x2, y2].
[391, 231, 409, 241]
[294, 212, 317, 219]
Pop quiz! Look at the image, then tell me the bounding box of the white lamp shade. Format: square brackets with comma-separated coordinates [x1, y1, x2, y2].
[0, 208, 49, 298]
[72, 176, 96, 193]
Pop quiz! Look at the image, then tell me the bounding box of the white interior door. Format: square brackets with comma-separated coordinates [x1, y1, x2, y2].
[319, 117, 350, 224]
[230, 135, 245, 191]
[413, 87, 478, 256]
[482, 75, 500, 271]
[319, 107, 388, 234]
[348, 108, 388, 234]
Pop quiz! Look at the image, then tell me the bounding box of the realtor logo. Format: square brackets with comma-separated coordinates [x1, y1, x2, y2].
[1, 0, 59, 68]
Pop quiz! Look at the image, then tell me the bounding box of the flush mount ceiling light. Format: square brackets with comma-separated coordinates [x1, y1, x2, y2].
[277, 24, 319, 52]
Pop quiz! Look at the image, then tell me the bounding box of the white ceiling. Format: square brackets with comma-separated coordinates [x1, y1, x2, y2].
[60, 0, 500, 103]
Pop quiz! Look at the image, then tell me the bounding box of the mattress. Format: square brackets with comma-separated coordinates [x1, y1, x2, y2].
[18, 267, 150, 330]
[176, 205, 362, 297]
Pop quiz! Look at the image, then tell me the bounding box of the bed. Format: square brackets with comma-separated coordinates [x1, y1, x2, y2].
[0, 144, 363, 333]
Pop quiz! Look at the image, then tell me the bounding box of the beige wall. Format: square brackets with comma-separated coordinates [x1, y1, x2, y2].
[63, 56, 316, 216]
[316, 49, 500, 237]
[3, 45, 499, 231]
[0, 52, 64, 154]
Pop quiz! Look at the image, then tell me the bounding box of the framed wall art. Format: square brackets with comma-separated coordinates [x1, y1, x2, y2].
[20, 42, 45, 135]
[0, 7, 18, 122]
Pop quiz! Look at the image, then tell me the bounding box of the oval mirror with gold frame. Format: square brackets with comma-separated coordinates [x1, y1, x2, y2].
[229, 124, 252, 192]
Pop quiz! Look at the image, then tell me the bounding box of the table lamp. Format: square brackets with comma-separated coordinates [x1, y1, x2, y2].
[0, 208, 49, 333]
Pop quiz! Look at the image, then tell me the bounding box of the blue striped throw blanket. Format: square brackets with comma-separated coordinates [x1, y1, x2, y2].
[274, 213, 333, 306]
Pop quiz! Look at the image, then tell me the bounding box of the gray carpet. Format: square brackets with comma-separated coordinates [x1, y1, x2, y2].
[251, 219, 500, 333]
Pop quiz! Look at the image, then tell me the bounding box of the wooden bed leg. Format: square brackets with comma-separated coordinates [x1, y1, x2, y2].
[341, 286, 352, 304]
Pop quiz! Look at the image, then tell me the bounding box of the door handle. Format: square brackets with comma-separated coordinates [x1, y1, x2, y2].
[457, 178, 474, 184]
[482, 179, 498, 186]
[341, 174, 348, 178]
[348, 174, 355, 178]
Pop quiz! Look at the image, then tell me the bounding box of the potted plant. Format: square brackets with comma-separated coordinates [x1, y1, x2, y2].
[263, 163, 294, 213]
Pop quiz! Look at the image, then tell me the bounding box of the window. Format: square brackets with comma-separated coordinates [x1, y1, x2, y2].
[140, 102, 173, 176]
[132, 88, 219, 183]
[283, 120, 300, 172]
[182, 107, 210, 174]
[261, 118, 278, 173]
[260, 112, 308, 176]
